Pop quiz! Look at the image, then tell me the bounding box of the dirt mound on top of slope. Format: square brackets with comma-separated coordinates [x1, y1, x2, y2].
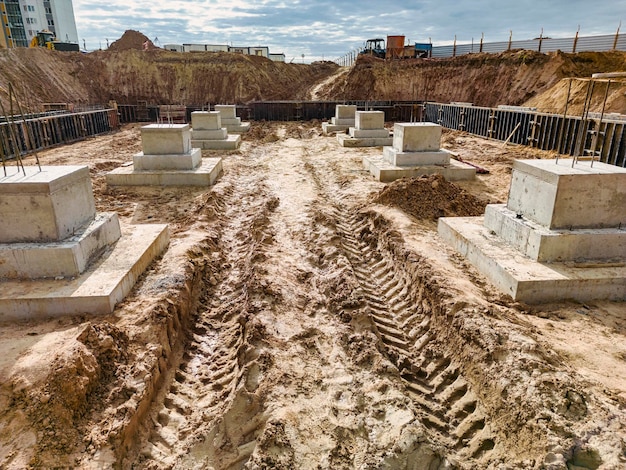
[372, 174, 487, 220]
[108, 30, 159, 51]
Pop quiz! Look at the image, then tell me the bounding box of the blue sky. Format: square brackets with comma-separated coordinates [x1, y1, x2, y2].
[73, 0, 624, 62]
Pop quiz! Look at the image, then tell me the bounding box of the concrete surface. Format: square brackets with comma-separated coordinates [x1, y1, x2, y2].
[0, 166, 96, 243]
[141, 124, 192, 155]
[383, 147, 452, 166]
[215, 105, 250, 133]
[438, 216, 626, 303]
[355, 111, 385, 130]
[191, 129, 228, 141]
[191, 111, 222, 130]
[507, 159, 626, 230]
[0, 222, 170, 320]
[349, 128, 390, 139]
[322, 123, 351, 134]
[484, 204, 626, 262]
[106, 158, 223, 187]
[214, 105, 237, 119]
[393, 123, 442, 152]
[363, 155, 476, 182]
[336, 105, 357, 120]
[192, 135, 241, 150]
[133, 148, 202, 171]
[0, 212, 121, 279]
[338, 134, 394, 148]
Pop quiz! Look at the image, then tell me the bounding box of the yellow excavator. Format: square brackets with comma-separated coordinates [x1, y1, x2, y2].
[29, 30, 79, 52]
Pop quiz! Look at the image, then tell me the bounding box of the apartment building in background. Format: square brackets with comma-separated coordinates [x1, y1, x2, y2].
[1, 0, 78, 48]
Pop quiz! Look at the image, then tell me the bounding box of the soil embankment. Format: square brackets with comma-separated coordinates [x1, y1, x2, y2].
[2, 30, 625, 113]
[320, 50, 626, 111]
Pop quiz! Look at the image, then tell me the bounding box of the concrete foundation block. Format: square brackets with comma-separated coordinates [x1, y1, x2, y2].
[355, 111, 385, 130]
[363, 155, 476, 182]
[0, 212, 121, 279]
[483, 204, 626, 262]
[383, 147, 452, 166]
[349, 128, 390, 139]
[438, 216, 626, 303]
[192, 135, 241, 150]
[133, 148, 202, 171]
[507, 159, 626, 230]
[393, 123, 443, 152]
[322, 122, 351, 134]
[337, 134, 393, 148]
[0, 222, 170, 320]
[215, 105, 237, 120]
[220, 119, 250, 133]
[106, 158, 223, 187]
[336, 105, 357, 120]
[331, 117, 356, 126]
[191, 128, 228, 141]
[0, 166, 96, 243]
[141, 124, 192, 155]
[191, 111, 222, 130]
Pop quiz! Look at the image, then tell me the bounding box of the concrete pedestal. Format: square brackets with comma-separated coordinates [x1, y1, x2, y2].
[107, 124, 223, 187]
[322, 105, 357, 134]
[438, 159, 626, 303]
[0, 165, 169, 318]
[190, 111, 241, 150]
[364, 122, 475, 182]
[215, 105, 250, 133]
[338, 111, 392, 147]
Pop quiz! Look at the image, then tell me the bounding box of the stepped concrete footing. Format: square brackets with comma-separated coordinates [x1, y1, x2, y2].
[337, 134, 393, 148]
[363, 155, 476, 182]
[0, 222, 170, 320]
[0, 212, 121, 279]
[191, 135, 241, 150]
[134, 148, 202, 170]
[106, 158, 223, 187]
[322, 123, 351, 134]
[438, 216, 626, 303]
[221, 121, 250, 133]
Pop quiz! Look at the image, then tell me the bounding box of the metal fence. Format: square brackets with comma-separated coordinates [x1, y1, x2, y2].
[337, 32, 626, 66]
[424, 102, 625, 167]
[431, 33, 626, 58]
[0, 109, 119, 161]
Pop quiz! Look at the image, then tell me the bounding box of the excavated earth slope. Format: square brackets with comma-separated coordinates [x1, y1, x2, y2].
[1, 42, 625, 112]
[319, 50, 626, 110]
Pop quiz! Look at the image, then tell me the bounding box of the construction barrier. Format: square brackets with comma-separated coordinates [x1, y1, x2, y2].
[0, 109, 119, 161]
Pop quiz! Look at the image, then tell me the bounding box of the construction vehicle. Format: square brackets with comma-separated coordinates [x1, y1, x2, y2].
[29, 30, 80, 52]
[360, 38, 386, 59]
[360, 36, 433, 60]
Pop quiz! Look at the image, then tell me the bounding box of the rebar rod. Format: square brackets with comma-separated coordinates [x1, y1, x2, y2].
[592, 80, 612, 167]
[555, 78, 573, 164]
[0, 99, 26, 176]
[10, 83, 42, 171]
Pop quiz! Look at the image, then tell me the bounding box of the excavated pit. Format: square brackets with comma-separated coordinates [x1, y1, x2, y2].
[0, 122, 624, 469]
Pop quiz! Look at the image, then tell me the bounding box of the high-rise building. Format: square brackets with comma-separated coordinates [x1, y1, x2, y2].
[0, 0, 78, 48]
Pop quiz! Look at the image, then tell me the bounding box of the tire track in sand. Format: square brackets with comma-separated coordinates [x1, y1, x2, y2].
[133, 165, 276, 469]
[303, 154, 496, 463]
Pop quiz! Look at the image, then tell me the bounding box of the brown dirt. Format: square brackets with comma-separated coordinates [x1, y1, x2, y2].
[320, 50, 626, 111]
[371, 174, 487, 221]
[0, 122, 624, 470]
[108, 30, 159, 52]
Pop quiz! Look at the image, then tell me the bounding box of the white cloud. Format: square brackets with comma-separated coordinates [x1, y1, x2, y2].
[72, 0, 625, 61]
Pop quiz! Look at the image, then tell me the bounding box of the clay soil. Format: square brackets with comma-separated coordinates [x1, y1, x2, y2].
[0, 122, 625, 469]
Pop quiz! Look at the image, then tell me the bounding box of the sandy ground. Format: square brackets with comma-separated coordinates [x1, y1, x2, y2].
[0, 122, 625, 469]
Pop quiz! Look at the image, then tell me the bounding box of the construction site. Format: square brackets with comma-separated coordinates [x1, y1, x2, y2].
[0, 29, 625, 469]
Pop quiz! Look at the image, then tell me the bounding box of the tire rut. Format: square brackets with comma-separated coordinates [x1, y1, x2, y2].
[132, 167, 276, 469]
[304, 156, 496, 464]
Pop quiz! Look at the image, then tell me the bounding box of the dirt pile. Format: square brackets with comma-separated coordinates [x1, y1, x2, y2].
[108, 30, 159, 52]
[321, 50, 626, 110]
[372, 174, 487, 220]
